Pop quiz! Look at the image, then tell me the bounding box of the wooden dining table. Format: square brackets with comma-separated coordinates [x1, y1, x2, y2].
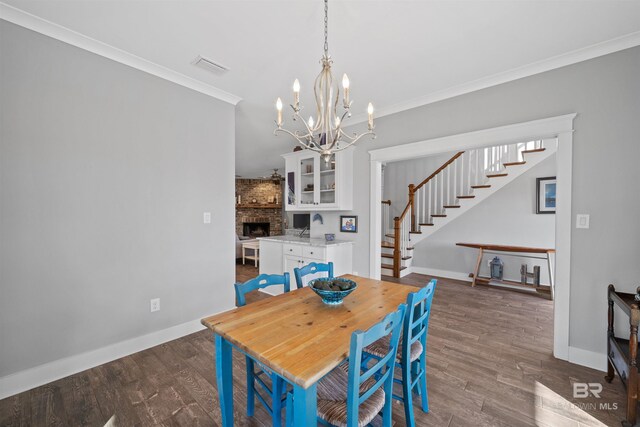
[201, 274, 417, 426]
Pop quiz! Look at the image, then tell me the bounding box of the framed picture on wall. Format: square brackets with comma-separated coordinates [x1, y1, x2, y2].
[340, 215, 358, 233]
[536, 176, 556, 214]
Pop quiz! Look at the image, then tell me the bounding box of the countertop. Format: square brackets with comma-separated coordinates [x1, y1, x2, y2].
[257, 235, 354, 247]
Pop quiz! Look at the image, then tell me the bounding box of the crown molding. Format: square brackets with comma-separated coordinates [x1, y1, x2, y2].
[0, 2, 242, 106]
[350, 30, 640, 125]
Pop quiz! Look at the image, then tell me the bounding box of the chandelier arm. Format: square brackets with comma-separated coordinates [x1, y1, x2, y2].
[292, 110, 317, 141]
[330, 131, 376, 152]
[274, 128, 323, 152]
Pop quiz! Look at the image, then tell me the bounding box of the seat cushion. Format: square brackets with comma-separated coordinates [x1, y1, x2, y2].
[364, 335, 423, 363]
[316, 365, 385, 427]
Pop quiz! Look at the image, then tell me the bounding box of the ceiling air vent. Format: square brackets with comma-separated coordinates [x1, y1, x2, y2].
[192, 55, 229, 75]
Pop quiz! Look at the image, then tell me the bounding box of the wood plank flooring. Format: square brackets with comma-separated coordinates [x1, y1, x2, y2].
[0, 268, 627, 426]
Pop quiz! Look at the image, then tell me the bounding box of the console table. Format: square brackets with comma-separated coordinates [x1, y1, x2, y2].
[606, 285, 640, 427]
[456, 243, 555, 299]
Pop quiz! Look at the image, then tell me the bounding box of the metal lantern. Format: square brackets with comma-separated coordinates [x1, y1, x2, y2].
[490, 256, 504, 280]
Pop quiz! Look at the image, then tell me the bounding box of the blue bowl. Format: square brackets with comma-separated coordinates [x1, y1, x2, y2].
[308, 278, 357, 305]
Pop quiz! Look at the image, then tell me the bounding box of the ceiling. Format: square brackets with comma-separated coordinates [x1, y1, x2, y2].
[4, 0, 640, 178]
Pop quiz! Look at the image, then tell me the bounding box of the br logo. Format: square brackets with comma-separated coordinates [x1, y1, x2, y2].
[573, 382, 603, 398]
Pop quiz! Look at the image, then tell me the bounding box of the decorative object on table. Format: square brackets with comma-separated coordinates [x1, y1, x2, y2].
[536, 176, 556, 214]
[340, 215, 358, 233]
[520, 264, 541, 286]
[489, 256, 504, 280]
[273, 0, 375, 164]
[324, 233, 335, 241]
[308, 277, 357, 305]
[312, 213, 324, 225]
[293, 146, 303, 152]
[634, 286, 640, 302]
[251, 198, 257, 204]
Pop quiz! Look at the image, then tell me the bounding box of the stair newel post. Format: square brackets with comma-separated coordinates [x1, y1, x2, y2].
[408, 184, 416, 232]
[393, 216, 401, 278]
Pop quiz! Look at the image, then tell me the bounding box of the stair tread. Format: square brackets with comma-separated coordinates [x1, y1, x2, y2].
[522, 148, 545, 154]
[419, 223, 434, 226]
[381, 242, 394, 248]
[486, 173, 508, 178]
[381, 264, 407, 271]
[385, 233, 395, 239]
[471, 184, 491, 189]
[457, 195, 475, 199]
[381, 253, 412, 260]
[432, 214, 447, 217]
[443, 205, 461, 208]
[503, 161, 526, 166]
[409, 231, 422, 234]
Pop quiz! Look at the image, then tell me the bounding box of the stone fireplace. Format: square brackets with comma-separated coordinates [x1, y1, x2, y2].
[236, 178, 283, 237]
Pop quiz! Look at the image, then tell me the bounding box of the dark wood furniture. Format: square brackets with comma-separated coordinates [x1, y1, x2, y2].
[456, 242, 555, 299]
[607, 285, 640, 427]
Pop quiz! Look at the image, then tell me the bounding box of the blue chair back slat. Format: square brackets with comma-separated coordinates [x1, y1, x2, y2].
[346, 304, 406, 426]
[402, 280, 436, 362]
[293, 262, 334, 289]
[235, 273, 291, 307]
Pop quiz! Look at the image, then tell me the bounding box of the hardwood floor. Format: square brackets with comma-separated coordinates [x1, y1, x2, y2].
[0, 268, 626, 426]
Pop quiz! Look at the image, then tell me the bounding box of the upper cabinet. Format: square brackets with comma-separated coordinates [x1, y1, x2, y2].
[282, 148, 354, 211]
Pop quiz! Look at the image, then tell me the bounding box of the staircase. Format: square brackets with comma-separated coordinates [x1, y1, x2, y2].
[381, 139, 557, 277]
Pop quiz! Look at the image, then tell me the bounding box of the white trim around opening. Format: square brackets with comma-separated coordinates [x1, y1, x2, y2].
[368, 113, 576, 362]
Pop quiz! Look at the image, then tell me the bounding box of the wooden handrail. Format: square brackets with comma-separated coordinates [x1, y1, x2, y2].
[413, 151, 465, 192]
[381, 200, 391, 205]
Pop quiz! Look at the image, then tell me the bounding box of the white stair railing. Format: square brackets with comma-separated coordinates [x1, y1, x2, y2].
[383, 139, 549, 277]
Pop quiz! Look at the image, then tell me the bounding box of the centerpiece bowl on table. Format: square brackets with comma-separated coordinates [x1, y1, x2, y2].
[308, 277, 357, 305]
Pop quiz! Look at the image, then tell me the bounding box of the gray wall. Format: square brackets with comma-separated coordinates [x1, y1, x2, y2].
[315, 45, 640, 357]
[0, 21, 236, 377]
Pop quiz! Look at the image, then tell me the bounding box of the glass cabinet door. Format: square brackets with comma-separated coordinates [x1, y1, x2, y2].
[317, 153, 337, 206]
[299, 154, 317, 208]
[285, 170, 296, 209]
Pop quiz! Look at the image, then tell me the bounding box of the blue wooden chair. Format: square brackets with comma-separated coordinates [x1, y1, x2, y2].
[286, 304, 407, 427]
[293, 261, 334, 289]
[363, 280, 436, 427]
[235, 273, 291, 426]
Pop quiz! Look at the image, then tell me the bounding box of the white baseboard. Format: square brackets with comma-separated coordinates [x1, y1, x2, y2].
[410, 266, 472, 282]
[0, 317, 216, 400]
[568, 346, 607, 372]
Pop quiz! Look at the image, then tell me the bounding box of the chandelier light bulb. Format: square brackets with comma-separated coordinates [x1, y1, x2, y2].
[342, 74, 350, 89]
[276, 98, 283, 126]
[308, 116, 314, 129]
[293, 79, 300, 93]
[335, 116, 341, 127]
[367, 102, 374, 115]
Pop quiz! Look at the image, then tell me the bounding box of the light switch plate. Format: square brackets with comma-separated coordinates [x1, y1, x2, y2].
[576, 214, 590, 229]
[150, 298, 160, 312]
[203, 212, 211, 224]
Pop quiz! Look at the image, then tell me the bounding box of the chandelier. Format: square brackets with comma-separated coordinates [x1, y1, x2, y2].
[274, 0, 375, 163]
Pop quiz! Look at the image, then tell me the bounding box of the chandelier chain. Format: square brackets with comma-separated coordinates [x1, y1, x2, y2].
[323, 0, 328, 56]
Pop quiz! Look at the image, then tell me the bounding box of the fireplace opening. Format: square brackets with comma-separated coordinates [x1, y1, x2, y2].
[243, 222, 270, 238]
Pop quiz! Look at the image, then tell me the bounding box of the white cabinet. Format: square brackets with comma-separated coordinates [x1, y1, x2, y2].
[283, 148, 354, 211]
[258, 239, 353, 295]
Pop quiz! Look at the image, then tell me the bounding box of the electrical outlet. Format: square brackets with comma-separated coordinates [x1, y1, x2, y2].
[203, 212, 211, 224]
[150, 298, 160, 312]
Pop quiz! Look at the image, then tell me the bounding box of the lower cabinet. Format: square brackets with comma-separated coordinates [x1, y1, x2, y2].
[259, 239, 353, 295]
